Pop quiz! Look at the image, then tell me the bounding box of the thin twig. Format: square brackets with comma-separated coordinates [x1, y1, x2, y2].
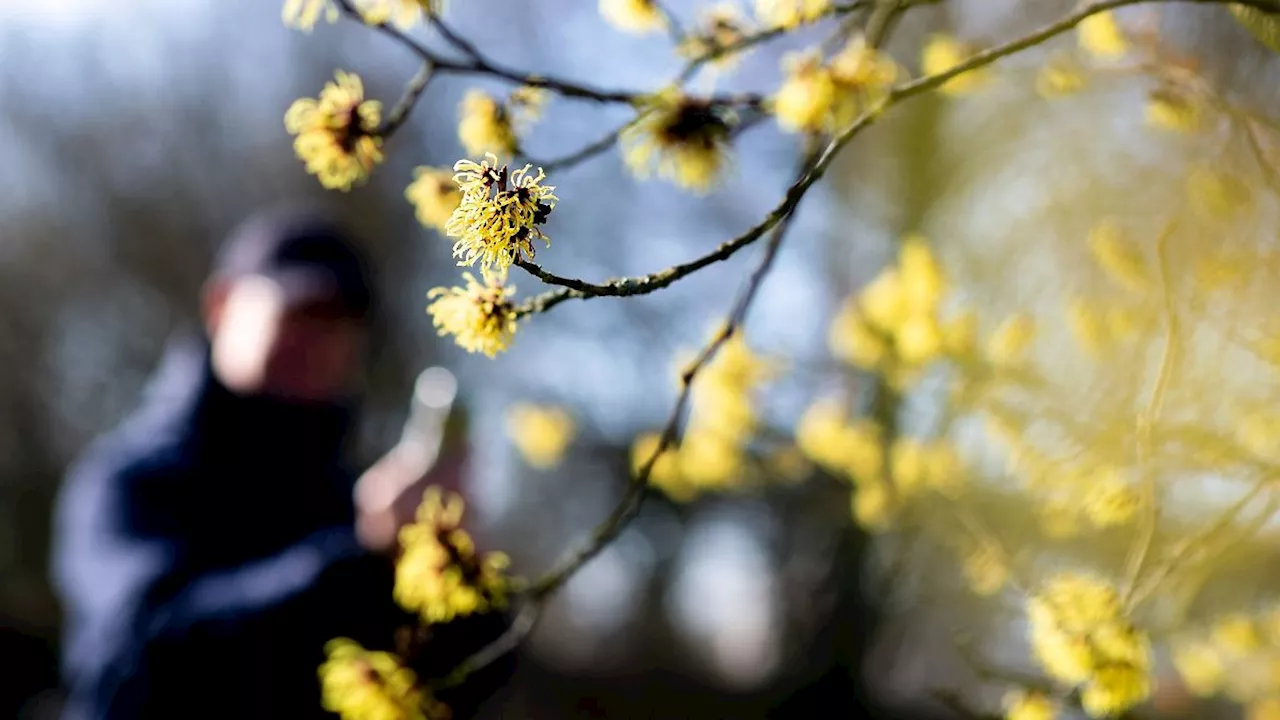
[676, 1, 874, 83]
[526, 127, 626, 173]
[1122, 219, 1179, 606]
[425, 11, 484, 62]
[514, 0, 1277, 320]
[378, 61, 435, 137]
[445, 149, 816, 685]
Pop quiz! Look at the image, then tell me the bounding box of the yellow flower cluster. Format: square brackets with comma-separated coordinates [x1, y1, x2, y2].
[634, 333, 774, 501]
[754, 0, 830, 29]
[319, 638, 439, 720]
[621, 89, 733, 193]
[827, 235, 964, 389]
[395, 486, 511, 624]
[1035, 54, 1087, 100]
[677, 4, 751, 71]
[360, 0, 443, 30]
[283, 0, 444, 33]
[284, 71, 384, 191]
[505, 403, 576, 469]
[426, 271, 519, 358]
[1172, 608, 1280, 708]
[1077, 11, 1128, 61]
[1027, 573, 1152, 718]
[921, 34, 993, 96]
[794, 397, 964, 532]
[458, 90, 518, 160]
[405, 167, 462, 232]
[963, 542, 1010, 597]
[1003, 689, 1058, 720]
[445, 154, 559, 274]
[599, 0, 666, 35]
[773, 37, 898, 134]
[456, 86, 547, 160]
[282, 0, 338, 31]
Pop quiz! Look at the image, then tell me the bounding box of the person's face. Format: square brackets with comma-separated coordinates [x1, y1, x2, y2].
[204, 275, 365, 402]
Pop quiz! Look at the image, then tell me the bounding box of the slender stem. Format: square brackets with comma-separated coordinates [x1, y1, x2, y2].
[444, 147, 817, 686]
[378, 61, 434, 137]
[426, 11, 484, 62]
[1122, 219, 1179, 606]
[518, 0, 1272, 318]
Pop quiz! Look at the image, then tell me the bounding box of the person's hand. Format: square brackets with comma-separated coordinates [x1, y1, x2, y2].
[354, 442, 468, 554]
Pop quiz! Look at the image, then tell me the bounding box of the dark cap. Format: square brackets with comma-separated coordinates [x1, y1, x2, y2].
[214, 204, 374, 320]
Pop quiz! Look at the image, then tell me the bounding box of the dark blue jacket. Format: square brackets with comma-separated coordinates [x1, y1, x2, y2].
[50, 332, 408, 719]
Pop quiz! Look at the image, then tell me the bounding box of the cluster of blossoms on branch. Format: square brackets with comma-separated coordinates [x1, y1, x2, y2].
[279, 0, 1280, 719]
[320, 486, 510, 719]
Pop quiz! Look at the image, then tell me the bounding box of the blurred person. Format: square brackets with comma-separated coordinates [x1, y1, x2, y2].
[48, 207, 507, 720]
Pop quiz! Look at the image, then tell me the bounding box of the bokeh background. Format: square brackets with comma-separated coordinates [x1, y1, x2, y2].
[1, 1, 1275, 718]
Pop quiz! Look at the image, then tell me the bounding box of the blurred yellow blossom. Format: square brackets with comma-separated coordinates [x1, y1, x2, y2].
[632, 432, 685, 496]
[446, 154, 558, 274]
[1035, 54, 1087, 99]
[1080, 665, 1151, 718]
[622, 90, 732, 192]
[1194, 253, 1248, 294]
[1078, 11, 1128, 60]
[986, 314, 1036, 367]
[921, 34, 991, 95]
[678, 4, 751, 71]
[898, 235, 947, 314]
[283, 0, 338, 31]
[1088, 219, 1149, 293]
[755, 0, 829, 29]
[852, 478, 894, 532]
[395, 486, 510, 624]
[796, 398, 854, 471]
[599, 0, 666, 34]
[507, 85, 550, 128]
[1187, 164, 1253, 219]
[505, 404, 576, 469]
[1172, 639, 1225, 697]
[1253, 697, 1280, 720]
[1082, 471, 1140, 528]
[678, 431, 745, 490]
[1146, 87, 1203, 134]
[1237, 411, 1280, 460]
[1214, 613, 1263, 655]
[963, 543, 1009, 597]
[942, 310, 978, 358]
[829, 34, 899, 92]
[1039, 497, 1082, 539]
[828, 299, 888, 370]
[924, 441, 964, 496]
[685, 330, 773, 448]
[859, 269, 908, 333]
[774, 52, 839, 134]
[458, 90, 518, 159]
[1027, 573, 1151, 716]
[284, 71, 384, 191]
[889, 437, 926, 496]
[1065, 297, 1109, 358]
[318, 638, 434, 720]
[405, 166, 462, 232]
[1004, 690, 1057, 720]
[895, 314, 944, 365]
[359, 0, 443, 29]
[426, 271, 519, 358]
[795, 399, 885, 484]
